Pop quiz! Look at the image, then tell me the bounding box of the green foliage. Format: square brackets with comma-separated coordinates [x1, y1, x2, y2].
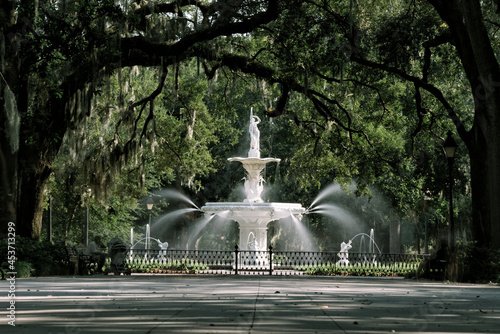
[304, 260, 421, 278]
[122, 257, 209, 274]
[29, 0, 476, 265]
[460, 244, 500, 284]
[15, 261, 35, 278]
[0, 236, 68, 276]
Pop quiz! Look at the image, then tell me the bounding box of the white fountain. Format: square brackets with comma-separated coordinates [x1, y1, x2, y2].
[201, 109, 306, 250]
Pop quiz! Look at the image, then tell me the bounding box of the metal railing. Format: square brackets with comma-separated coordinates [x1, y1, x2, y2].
[122, 246, 428, 276]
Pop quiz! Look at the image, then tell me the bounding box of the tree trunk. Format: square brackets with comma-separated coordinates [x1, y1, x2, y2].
[468, 104, 500, 250]
[431, 0, 500, 250]
[16, 159, 52, 240]
[0, 99, 18, 235]
[0, 0, 21, 236]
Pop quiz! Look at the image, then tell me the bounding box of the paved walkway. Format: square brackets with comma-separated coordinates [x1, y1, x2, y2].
[1, 275, 499, 333]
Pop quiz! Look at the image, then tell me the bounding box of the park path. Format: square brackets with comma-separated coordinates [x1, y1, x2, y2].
[1, 275, 499, 333]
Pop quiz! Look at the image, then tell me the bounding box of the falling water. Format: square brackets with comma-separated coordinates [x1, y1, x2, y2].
[369, 228, 375, 254]
[130, 228, 134, 247]
[350, 231, 382, 254]
[151, 208, 201, 235]
[290, 214, 318, 251]
[131, 237, 163, 250]
[145, 224, 150, 250]
[185, 213, 221, 249]
[360, 235, 366, 253]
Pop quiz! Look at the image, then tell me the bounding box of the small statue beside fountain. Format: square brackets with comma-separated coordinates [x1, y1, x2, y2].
[336, 240, 352, 266]
[247, 235, 259, 251]
[157, 241, 169, 261]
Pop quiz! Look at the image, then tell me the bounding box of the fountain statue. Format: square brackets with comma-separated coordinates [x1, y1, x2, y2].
[228, 108, 281, 203]
[201, 108, 305, 250]
[248, 109, 261, 158]
[336, 240, 352, 266]
[247, 233, 259, 251]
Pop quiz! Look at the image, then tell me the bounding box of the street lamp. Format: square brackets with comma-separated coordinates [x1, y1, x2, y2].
[146, 195, 154, 226]
[146, 195, 154, 212]
[443, 131, 457, 250]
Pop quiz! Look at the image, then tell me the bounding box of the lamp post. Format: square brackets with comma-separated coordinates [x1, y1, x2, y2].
[85, 188, 91, 247]
[423, 190, 431, 255]
[48, 197, 52, 243]
[443, 131, 457, 250]
[146, 195, 154, 252]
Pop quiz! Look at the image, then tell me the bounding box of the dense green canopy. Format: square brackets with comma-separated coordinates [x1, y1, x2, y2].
[1, 1, 499, 256]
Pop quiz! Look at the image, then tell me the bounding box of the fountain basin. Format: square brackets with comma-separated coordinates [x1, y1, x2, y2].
[202, 202, 306, 250]
[202, 202, 305, 221]
[228, 157, 281, 164]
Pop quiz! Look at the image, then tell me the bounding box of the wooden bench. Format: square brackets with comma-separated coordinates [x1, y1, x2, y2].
[65, 246, 80, 275]
[79, 253, 94, 275]
[417, 248, 448, 280]
[65, 246, 99, 275]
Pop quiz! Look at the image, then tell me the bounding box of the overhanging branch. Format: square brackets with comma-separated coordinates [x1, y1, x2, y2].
[121, 0, 279, 67]
[351, 55, 470, 147]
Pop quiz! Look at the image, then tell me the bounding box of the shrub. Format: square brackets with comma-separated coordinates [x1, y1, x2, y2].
[15, 261, 34, 278]
[0, 236, 68, 276]
[461, 244, 500, 284]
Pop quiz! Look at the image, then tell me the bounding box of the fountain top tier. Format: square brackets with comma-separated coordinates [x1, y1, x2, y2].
[227, 157, 280, 203]
[228, 108, 282, 203]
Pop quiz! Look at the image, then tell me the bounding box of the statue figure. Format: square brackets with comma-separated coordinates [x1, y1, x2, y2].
[157, 241, 169, 261]
[256, 176, 264, 200]
[248, 108, 261, 158]
[247, 235, 259, 251]
[336, 240, 352, 266]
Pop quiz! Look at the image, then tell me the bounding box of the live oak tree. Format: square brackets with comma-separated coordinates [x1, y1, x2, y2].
[0, 0, 282, 239]
[194, 0, 500, 250]
[342, 0, 500, 250]
[352, 0, 500, 250]
[2, 0, 499, 254]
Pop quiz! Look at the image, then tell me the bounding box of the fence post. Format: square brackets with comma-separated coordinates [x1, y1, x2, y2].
[234, 244, 239, 275]
[268, 245, 273, 275]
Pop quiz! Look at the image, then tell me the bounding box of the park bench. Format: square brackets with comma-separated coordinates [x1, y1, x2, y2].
[65, 246, 80, 275]
[417, 248, 448, 280]
[65, 246, 100, 275]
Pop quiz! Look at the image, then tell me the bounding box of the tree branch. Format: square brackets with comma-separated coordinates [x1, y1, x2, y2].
[132, 0, 209, 17]
[351, 55, 470, 147]
[422, 32, 452, 83]
[121, 0, 279, 67]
